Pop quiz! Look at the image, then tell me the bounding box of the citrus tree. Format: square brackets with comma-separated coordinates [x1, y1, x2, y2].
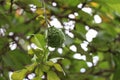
[0, 0, 120, 80]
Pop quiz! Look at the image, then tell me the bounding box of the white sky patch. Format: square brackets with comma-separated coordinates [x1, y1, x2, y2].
[29, 4, 36, 12]
[48, 47, 55, 51]
[80, 68, 86, 73]
[50, 16, 63, 28]
[15, 36, 19, 41]
[30, 43, 38, 49]
[41, 75, 45, 79]
[74, 12, 79, 16]
[86, 29, 98, 42]
[9, 42, 17, 50]
[80, 41, 89, 51]
[9, 72, 13, 80]
[73, 53, 86, 60]
[68, 14, 75, 19]
[64, 21, 75, 30]
[9, 32, 14, 36]
[65, 30, 74, 38]
[93, 56, 99, 65]
[28, 73, 35, 80]
[0, 28, 6, 36]
[58, 48, 63, 54]
[27, 45, 31, 50]
[85, 25, 89, 31]
[82, 7, 92, 15]
[70, 45, 77, 52]
[77, 3, 83, 8]
[52, 2, 57, 7]
[64, 20, 75, 38]
[94, 15, 102, 23]
[87, 62, 93, 67]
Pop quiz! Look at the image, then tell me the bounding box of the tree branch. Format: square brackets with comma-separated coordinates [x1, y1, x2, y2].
[9, 0, 14, 13]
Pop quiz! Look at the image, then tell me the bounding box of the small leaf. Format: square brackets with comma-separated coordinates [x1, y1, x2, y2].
[54, 63, 66, 75]
[54, 64, 63, 72]
[47, 71, 60, 80]
[46, 61, 54, 66]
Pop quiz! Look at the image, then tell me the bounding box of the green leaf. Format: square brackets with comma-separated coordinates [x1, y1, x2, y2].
[31, 34, 46, 51]
[2, 50, 31, 70]
[41, 64, 50, 72]
[59, 0, 85, 7]
[25, 63, 37, 72]
[54, 63, 63, 72]
[46, 61, 54, 66]
[15, 0, 42, 8]
[64, 34, 74, 45]
[33, 76, 42, 80]
[0, 77, 5, 80]
[11, 69, 27, 80]
[113, 54, 120, 80]
[35, 67, 43, 77]
[47, 71, 60, 80]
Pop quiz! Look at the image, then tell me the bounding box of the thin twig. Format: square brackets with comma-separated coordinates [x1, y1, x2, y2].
[24, 15, 39, 24]
[42, 0, 51, 27]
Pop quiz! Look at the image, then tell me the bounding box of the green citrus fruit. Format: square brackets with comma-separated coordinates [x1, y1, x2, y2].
[47, 26, 65, 47]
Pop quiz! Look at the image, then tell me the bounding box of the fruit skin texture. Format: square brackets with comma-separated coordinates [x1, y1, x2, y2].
[47, 26, 65, 47]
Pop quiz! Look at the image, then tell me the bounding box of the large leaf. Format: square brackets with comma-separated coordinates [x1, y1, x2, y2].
[12, 69, 27, 80]
[2, 50, 31, 70]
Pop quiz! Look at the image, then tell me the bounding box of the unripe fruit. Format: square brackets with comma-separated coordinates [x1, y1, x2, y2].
[47, 26, 65, 47]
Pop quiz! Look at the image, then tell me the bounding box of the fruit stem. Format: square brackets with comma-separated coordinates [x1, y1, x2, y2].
[41, 0, 52, 27]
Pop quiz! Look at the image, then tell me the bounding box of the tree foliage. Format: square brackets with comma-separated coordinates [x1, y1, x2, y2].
[0, 0, 120, 80]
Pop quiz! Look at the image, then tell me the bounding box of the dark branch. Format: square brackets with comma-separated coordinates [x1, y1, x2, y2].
[9, 0, 14, 13]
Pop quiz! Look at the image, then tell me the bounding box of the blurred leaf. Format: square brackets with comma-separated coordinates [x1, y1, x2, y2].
[35, 66, 43, 77]
[97, 52, 104, 61]
[25, 63, 37, 72]
[100, 23, 117, 37]
[12, 69, 27, 80]
[46, 61, 54, 66]
[86, 54, 93, 62]
[98, 61, 110, 69]
[91, 31, 112, 51]
[15, 0, 42, 8]
[41, 64, 50, 72]
[2, 50, 31, 70]
[47, 71, 60, 80]
[33, 76, 42, 80]
[54, 63, 63, 72]
[113, 53, 120, 80]
[71, 60, 88, 73]
[0, 77, 5, 80]
[0, 12, 11, 26]
[31, 34, 46, 51]
[64, 34, 74, 45]
[59, 0, 85, 7]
